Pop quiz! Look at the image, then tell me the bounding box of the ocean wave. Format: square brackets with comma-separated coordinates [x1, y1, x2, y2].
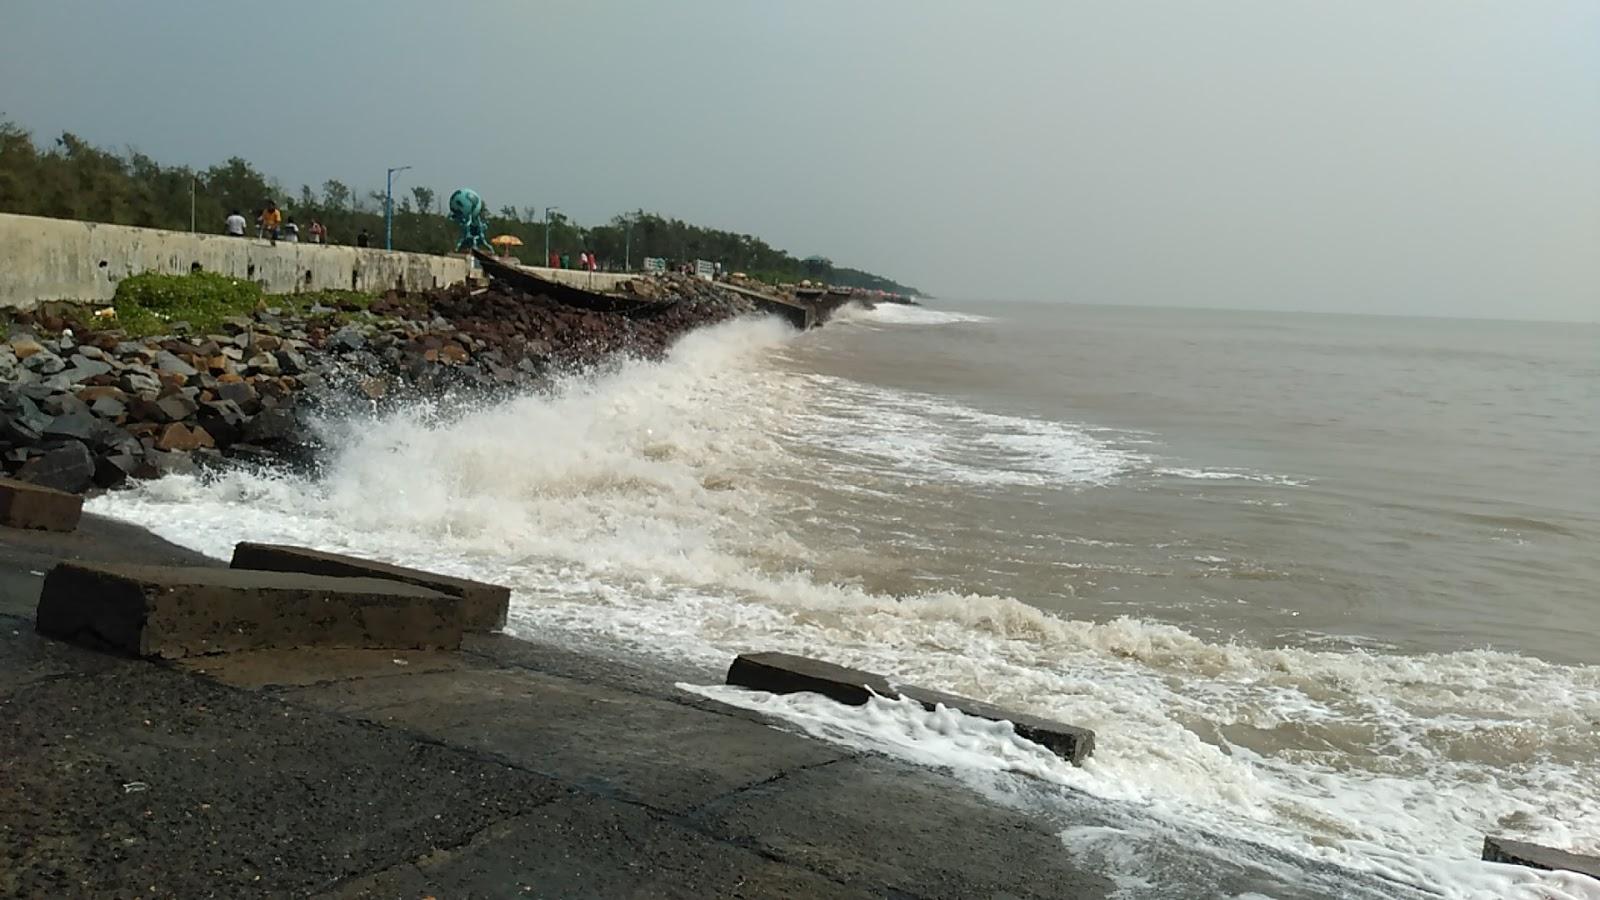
[833, 303, 993, 326]
[86, 313, 1600, 900]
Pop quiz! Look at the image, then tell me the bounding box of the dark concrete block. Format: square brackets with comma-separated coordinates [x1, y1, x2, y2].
[0, 476, 83, 532]
[726, 651, 895, 707]
[897, 684, 1096, 766]
[36, 562, 463, 658]
[1483, 836, 1600, 880]
[726, 651, 1096, 765]
[230, 542, 510, 632]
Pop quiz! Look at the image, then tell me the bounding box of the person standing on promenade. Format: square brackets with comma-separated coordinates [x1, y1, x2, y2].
[356, 228, 370, 248]
[224, 209, 247, 237]
[308, 219, 326, 244]
[260, 201, 282, 244]
[282, 217, 299, 243]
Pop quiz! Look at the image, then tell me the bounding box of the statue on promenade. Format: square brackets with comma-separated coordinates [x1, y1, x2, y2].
[448, 188, 493, 253]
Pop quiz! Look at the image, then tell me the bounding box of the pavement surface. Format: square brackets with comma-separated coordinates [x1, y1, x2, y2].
[0, 515, 1119, 899]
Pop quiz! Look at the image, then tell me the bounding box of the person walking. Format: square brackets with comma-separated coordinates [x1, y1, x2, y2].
[308, 219, 326, 244]
[224, 209, 247, 237]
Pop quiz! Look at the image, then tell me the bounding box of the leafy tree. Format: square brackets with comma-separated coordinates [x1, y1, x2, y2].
[0, 119, 919, 293]
[321, 179, 351, 209]
[410, 185, 434, 215]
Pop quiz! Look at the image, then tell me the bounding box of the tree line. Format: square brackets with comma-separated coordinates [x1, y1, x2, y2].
[0, 120, 919, 295]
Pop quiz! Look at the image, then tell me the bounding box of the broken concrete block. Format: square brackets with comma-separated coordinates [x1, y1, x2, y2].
[36, 563, 462, 659]
[726, 651, 1096, 765]
[1483, 836, 1600, 881]
[726, 651, 895, 707]
[229, 542, 510, 631]
[0, 477, 84, 532]
[895, 684, 1095, 766]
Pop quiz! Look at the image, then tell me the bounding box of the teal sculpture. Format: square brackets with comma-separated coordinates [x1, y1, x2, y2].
[448, 188, 493, 252]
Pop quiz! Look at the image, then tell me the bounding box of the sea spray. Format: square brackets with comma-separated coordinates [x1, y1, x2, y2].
[91, 309, 1600, 899]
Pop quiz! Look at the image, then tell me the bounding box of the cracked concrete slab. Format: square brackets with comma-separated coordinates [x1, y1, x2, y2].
[690, 754, 1115, 899]
[0, 656, 565, 899]
[321, 794, 875, 900]
[285, 663, 851, 815]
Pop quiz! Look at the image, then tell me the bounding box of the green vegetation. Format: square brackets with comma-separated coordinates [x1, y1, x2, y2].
[110, 273, 378, 336]
[112, 271, 263, 336]
[0, 120, 920, 295]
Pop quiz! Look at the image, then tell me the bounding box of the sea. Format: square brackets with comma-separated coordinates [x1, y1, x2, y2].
[91, 300, 1600, 899]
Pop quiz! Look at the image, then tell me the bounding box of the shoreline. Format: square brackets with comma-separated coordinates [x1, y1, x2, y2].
[0, 512, 1127, 899]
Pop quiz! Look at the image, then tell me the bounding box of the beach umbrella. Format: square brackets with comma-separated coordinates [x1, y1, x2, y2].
[490, 235, 524, 256]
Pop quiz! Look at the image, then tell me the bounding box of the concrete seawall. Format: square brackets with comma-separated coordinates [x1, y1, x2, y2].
[0, 213, 470, 309]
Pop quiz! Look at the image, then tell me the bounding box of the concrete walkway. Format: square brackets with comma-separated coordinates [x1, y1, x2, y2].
[0, 516, 1116, 899]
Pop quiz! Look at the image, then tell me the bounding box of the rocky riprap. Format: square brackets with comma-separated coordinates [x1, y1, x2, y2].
[0, 276, 759, 493]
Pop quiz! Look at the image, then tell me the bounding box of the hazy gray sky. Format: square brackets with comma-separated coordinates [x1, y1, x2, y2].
[2, 1, 1596, 319]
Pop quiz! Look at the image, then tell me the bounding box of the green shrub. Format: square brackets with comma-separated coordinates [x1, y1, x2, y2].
[112, 271, 263, 335]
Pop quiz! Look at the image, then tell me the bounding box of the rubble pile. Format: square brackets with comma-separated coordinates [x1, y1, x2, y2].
[0, 276, 760, 493]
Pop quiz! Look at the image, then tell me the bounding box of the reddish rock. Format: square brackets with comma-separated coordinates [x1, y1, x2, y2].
[77, 386, 127, 403]
[155, 423, 215, 451]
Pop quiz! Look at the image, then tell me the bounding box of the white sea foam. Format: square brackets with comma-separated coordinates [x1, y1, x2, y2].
[87, 314, 1600, 899]
[832, 302, 993, 326]
[786, 373, 1143, 487]
[1156, 467, 1310, 487]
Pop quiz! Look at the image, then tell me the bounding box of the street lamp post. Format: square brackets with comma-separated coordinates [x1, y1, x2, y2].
[543, 206, 560, 268]
[189, 176, 196, 233]
[623, 216, 632, 271]
[385, 165, 412, 251]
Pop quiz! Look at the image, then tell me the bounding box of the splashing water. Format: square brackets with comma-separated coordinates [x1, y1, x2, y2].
[92, 312, 1600, 899]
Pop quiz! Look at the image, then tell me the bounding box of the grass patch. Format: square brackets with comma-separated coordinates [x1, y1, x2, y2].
[110, 273, 379, 336]
[112, 272, 263, 336]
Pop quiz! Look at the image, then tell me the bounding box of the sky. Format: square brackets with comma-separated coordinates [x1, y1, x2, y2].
[1, 1, 1596, 319]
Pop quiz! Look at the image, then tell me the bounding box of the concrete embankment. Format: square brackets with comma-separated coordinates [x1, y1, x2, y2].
[0, 212, 470, 309]
[0, 515, 1122, 899]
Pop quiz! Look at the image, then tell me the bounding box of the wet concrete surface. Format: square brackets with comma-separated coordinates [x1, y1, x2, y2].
[0, 515, 1118, 899]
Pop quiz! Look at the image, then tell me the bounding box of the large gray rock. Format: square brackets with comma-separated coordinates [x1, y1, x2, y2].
[90, 395, 127, 420]
[215, 380, 260, 412]
[42, 412, 102, 442]
[15, 442, 95, 493]
[35, 563, 463, 658]
[328, 326, 367, 353]
[195, 400, 247, 444]
[139, 448, 199, 478]
[275, 349, 310, 375]
[114, 341, 156, 360]
[245, 353, 280, 375]
[154, 394, 199, 422]
[242, 408, 298, 444]
[93, 447, 143, 488]
[63, 358, 113, 383]
[119, 367, 162, 396]
[230, 542, 511, 632]
[21, 350, 66, 375]
[154, 350, 197, 377]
